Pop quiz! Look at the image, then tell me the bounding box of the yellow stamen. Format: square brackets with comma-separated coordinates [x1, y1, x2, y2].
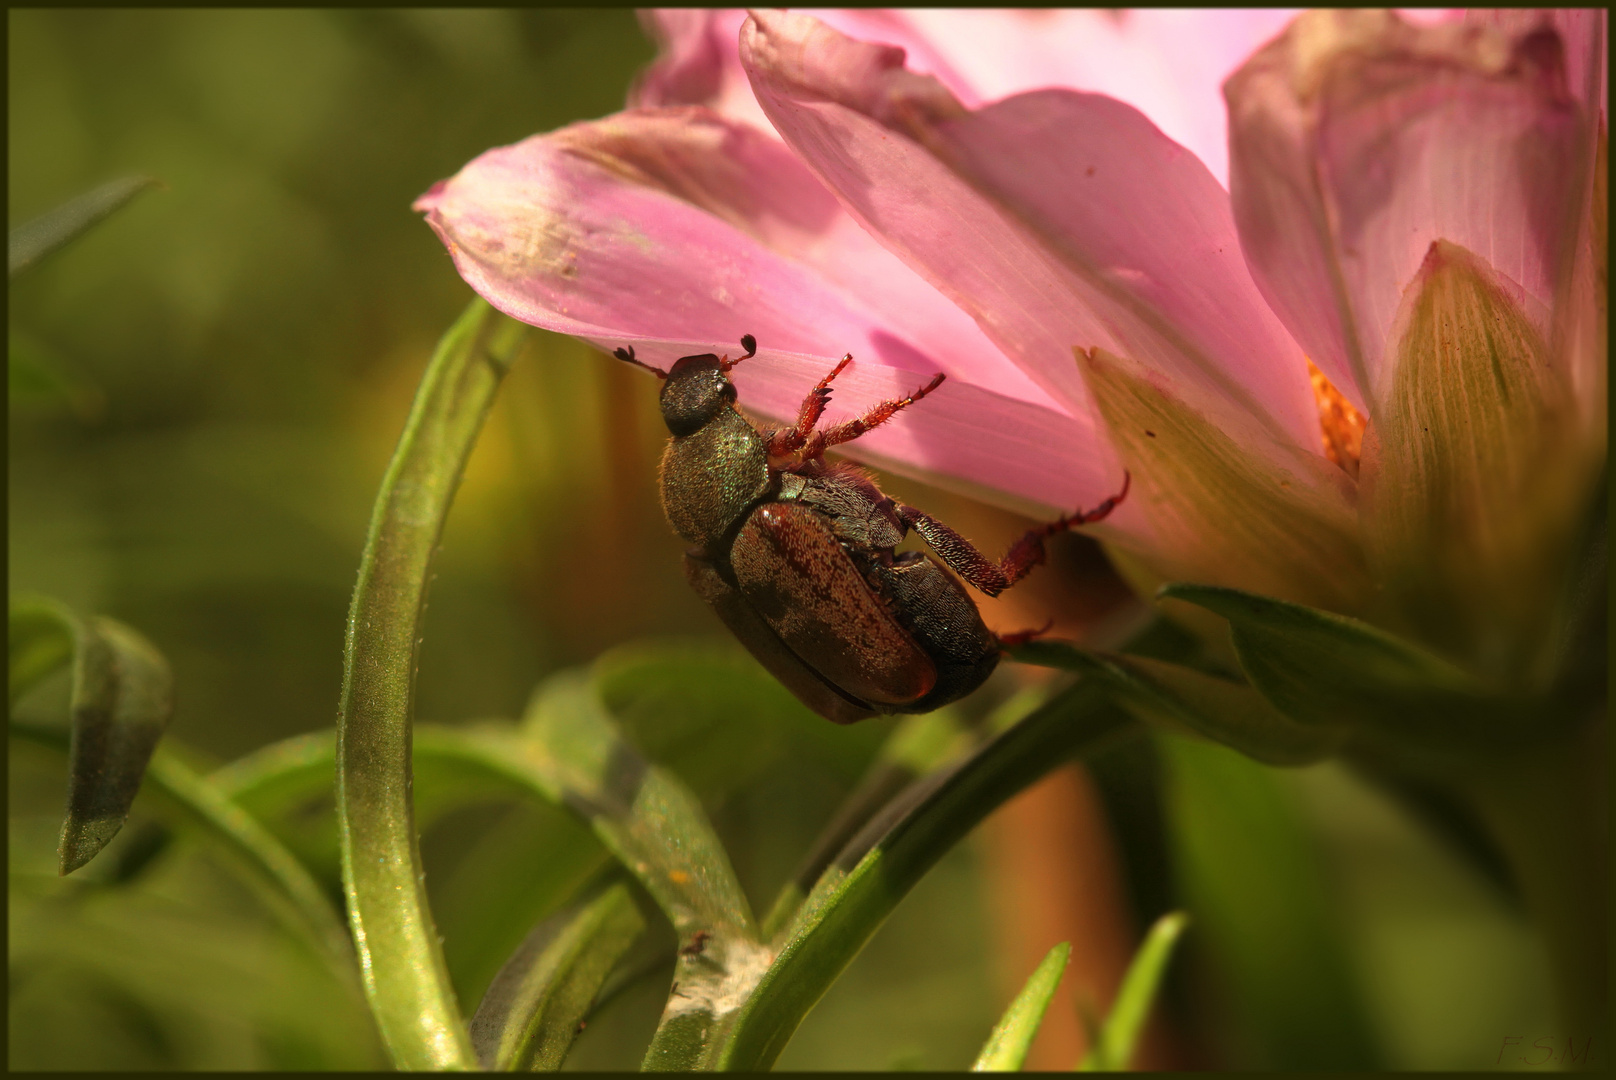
[1307, 358, 1366, 479]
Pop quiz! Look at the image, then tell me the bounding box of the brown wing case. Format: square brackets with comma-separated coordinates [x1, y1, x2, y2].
[730, 502, 936, 707]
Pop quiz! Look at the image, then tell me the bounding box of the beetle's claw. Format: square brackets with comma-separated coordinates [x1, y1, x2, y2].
[996, 619, 1055, 649]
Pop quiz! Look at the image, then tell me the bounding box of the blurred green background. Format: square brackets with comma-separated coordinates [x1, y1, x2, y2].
[9, 9, 1559, 1071]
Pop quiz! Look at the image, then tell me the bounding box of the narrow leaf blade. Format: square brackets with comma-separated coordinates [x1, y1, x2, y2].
[469, 882, 645, 1071]
[1078, 911, 1188, 1071]
[1014, 638, 1343, 765]
[1160, 582, 1544, 751]
[972, 941, 1070, 1071]
[516, 672, 769, 1070]
[9, 175, 160, 277]
[711, 681, 1138, 1070]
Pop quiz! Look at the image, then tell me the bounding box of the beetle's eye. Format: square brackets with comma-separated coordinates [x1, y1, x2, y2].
[720, 383, 738, 402]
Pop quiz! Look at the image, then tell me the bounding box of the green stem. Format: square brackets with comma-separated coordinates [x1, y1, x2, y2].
[713, 681, 1137, 1070]
[335, 298, 526, 1070]
[1460, 729, 1607, 1058]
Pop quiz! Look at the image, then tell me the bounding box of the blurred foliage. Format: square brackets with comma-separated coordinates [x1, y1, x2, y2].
[8, 9, 1561, 1071]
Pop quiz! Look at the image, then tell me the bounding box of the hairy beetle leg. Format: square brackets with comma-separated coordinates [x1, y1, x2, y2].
[802, 372, 947, 460]
[768, 353, 854, 456]
[895, 471, 1130, 597]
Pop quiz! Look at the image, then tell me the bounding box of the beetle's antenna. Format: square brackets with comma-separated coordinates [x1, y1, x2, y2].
[720, 333, 758, 373]
[613, 344, 668, 379]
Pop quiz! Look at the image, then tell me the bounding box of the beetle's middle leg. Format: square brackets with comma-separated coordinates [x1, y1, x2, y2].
[892, 472, 1130, 597]
[767, 353, 853, 456]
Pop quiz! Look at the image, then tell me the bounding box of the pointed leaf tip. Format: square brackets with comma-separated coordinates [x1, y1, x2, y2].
[972, 941, 1071, 1071]
[1079, 911, 1189, 1071]
[58, 616, 173, 874]
[9, 175, 161, 278]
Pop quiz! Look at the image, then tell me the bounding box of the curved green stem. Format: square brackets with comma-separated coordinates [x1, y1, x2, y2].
[336, 298, 526, 1070]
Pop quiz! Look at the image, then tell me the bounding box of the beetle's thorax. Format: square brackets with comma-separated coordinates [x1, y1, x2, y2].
[659, 406, 772, 551]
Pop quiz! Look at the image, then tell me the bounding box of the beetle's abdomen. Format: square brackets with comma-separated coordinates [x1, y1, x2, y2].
[659, 411, 770, 550]
[873, 557, 999, 713]
[731, 502, 936, 707]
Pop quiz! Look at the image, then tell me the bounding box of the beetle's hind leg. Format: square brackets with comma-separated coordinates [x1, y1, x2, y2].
[768, 353, 853, 456]
[800, 372, 947, 460]
[894, 472, 1130, 597]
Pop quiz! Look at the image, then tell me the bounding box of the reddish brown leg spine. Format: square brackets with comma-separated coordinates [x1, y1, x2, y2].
[768, 353, 852, 456]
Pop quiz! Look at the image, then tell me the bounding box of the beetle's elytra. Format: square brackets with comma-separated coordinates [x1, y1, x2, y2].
[614, 335, 1129, 723]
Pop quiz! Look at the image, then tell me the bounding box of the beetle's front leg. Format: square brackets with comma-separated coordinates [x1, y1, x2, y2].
[894, 472, 1129, 597]
[803, 372, 947, 460]
[767, 353, 853, 457]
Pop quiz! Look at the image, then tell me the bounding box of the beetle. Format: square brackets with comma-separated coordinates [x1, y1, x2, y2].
[613, 335, 1129, 723]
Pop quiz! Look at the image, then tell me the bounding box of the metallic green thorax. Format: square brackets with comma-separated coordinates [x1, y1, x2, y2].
[658, 397, 771, 550]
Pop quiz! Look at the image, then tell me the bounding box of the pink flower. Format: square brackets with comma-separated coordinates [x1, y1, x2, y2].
[416, 9, 1605, 669]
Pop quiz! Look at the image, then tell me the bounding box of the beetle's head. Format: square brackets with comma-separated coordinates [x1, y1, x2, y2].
[613, 334, 757, 437]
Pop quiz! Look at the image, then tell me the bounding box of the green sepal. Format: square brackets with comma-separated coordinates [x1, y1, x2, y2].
[1160, 583, 1549, 755]
[468, 881, 645, 1071]
[1012, 638, 1343, 765]
[1078, 345, 1367, 616]
[1362, 239, 1592, 677]
[971, 941, 1070, 1071]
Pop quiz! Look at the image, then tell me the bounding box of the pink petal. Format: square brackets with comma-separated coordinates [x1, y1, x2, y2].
[1226, 10, 1591, 410]
[740, 10, 1322, 461]
[637, 9, 1309, 188]
[632, 10, 772, 134]
[414, 108, 1119, 517]
[872, 8, 1304, 188]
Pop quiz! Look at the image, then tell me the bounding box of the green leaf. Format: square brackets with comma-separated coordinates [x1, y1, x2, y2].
[1160, 735, 1380, 1069]
[8, 723, 356, 983]
[9, 175, 160, 278]
[469, 881, 645, 1071]
[1078, 912, 1188, 1071]
[335, 296, 527, 1070]
[8, 596, 175, 874]
[1014, 638, 1343, 765]
[523, 671, 757, 942]
[208, 693, 761, 1072]
[760, 707, 973, 940]
[143, 748, 358, 974]
[591, 639, 808, 799]
[516, 672, 767, 1071]
[8, 328, 105, 420]
[710, 681, 1138, 1070]
[1159, 582, 1545, 754]
[9, 595, 77, 709]
[972, 941, 1070, 1071]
